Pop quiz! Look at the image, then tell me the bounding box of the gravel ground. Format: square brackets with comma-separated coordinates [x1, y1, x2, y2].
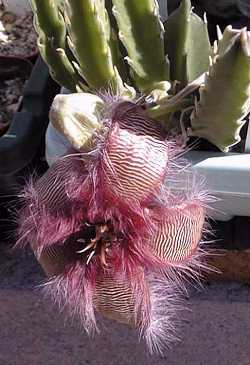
[1, 240, 250, 365]
[0, 10, 37, 57]
[0, 8, 37, 135]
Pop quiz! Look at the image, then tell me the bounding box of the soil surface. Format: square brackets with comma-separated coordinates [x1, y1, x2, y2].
[0, 7, 37, 136]
[0, 9, 37, 57]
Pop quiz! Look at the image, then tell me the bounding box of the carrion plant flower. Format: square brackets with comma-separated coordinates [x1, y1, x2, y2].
[17, 94, 214, 354]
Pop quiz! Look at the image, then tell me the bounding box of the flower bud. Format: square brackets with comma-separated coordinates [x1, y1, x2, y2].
[50, 93, 104, 151]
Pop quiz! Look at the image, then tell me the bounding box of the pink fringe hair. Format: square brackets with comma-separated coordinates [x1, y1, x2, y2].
[17, 98, 215, 354]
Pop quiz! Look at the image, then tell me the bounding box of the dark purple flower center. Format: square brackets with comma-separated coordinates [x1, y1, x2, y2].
[76, 221, 118, 267]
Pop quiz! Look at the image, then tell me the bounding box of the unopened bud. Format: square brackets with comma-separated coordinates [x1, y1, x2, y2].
[50, 93, 104, 151]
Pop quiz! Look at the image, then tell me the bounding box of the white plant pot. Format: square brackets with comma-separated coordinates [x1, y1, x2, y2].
[3, 0, 31, 15]
[185, 150, 250, 221]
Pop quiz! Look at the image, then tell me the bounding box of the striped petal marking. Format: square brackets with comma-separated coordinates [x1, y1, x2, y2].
[103, 103, 169, 202]
[33, 156, 87, 211]
[94, 272, 137, 326]
[150, 202, 205, 264]
[35, 243, 78, 277]
[36, 243, 138, 327]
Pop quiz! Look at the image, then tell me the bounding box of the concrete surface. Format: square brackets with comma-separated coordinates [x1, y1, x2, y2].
[1, 244, 250, 365]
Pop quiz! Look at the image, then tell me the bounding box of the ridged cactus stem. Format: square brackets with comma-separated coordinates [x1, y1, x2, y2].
[65, 0, 124, 91]
[104, 0, 127, 70]
[165, 0, 190, 84]
[31, 0, 79, 91]
[112, 0, 170, 96]
[164, 0, 211, 86]
[32, 0, 64, 44]
[102, 0, 129, 82]
[189, 27, 250, 151]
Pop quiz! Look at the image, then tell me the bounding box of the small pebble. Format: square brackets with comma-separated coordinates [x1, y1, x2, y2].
[4, 23, 12, 33]
[2, 11, 16, 24]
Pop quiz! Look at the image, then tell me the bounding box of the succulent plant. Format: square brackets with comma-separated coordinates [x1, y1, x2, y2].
[30, 0, 250, 152]
[189, 26, 250, 152]
[19, 0, 250, 354]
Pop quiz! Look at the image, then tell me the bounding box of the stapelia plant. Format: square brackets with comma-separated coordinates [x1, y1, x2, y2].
[30, 0, 250, 151]
[18, 0, 250, 354]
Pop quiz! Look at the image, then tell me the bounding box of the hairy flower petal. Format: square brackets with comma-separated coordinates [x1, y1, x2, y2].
[150, 202, 205, 264]
[102, 102, 169, 203]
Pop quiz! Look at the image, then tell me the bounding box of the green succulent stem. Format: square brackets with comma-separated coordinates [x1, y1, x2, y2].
[112, 0, 169, 95]
[30, 0, 250, 153]
[31, 0, 79, 91]
[32, 0, 64, 44]
[165, 0, 190, 85]
[65, 0, 124, 92]
[190, 28, 250, 152]
[164, 0, 211, 86]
